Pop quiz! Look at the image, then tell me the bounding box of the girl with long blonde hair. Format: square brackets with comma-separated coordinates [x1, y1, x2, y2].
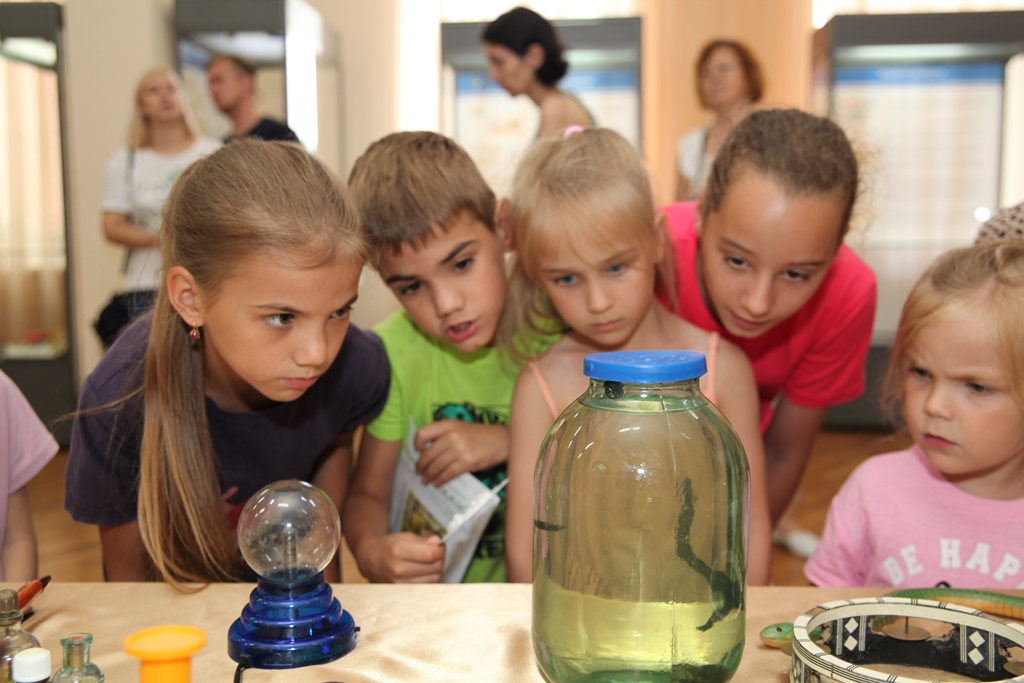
[502, 128, 772, 584]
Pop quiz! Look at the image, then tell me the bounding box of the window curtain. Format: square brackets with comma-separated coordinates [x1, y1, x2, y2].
[0, 56, 67, 356]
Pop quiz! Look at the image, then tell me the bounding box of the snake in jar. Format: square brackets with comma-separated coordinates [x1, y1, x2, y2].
[675, 476, 745, 633]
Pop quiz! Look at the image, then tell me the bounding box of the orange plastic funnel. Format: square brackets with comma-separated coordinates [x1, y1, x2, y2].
[124, 625, 207, 683]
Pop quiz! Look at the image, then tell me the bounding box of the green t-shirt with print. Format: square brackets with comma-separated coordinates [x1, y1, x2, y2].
[368, 310, 516, 583]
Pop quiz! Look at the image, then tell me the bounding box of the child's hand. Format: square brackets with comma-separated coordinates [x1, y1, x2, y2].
[358, 533, 445, 583]
[414, 421, 510, 486]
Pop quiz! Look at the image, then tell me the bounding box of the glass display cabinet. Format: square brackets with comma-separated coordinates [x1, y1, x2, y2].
[0, 2, 76, 444]
[813, 10, 1024, 428]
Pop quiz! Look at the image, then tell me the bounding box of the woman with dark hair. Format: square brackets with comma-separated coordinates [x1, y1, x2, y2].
[482, 6, 594, 138]
[675, 39, 764, 201]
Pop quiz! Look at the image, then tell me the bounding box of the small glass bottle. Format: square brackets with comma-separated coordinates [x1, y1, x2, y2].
[11, 647, 49, 683]
[532, 351, 749, 683]
[50, 633, 104, 683]
[0, 588, 41, 682]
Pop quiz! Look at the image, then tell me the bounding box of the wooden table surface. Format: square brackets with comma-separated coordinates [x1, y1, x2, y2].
[8, 583, 962, 682]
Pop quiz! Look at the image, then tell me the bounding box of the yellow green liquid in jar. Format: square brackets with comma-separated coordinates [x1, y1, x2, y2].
[533, 579, 744, 683]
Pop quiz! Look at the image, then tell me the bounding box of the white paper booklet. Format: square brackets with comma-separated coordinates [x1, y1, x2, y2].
[388, 417, 507, 583]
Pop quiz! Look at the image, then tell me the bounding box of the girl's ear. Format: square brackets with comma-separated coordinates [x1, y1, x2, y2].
[166, 265, 205, 327]
[494, 198, 514, 252]
[524, 43, 545, 71]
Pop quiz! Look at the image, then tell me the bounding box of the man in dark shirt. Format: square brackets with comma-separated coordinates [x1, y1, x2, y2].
[206, 55, 300, 143]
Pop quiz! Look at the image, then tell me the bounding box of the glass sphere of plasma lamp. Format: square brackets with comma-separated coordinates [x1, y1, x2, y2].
[236, 480, 340, 583]
[228, 480, 356, 668]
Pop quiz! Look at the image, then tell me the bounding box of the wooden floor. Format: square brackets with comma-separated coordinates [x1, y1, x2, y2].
[29, 428, 912, 585]
[770, 428, 911, 585]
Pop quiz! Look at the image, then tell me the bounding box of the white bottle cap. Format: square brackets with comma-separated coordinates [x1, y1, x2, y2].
[12, 646, 51, 682]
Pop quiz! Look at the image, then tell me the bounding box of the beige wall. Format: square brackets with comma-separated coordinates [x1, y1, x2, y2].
[57, 0, 811, 382]
[64, 0, 176, 380]
[308, 0, 399, 174]
[640, 0, 813, 205]
[306, 0, 402, 332]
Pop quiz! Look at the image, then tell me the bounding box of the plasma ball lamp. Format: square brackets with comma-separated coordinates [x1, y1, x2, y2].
[227, 480, 357, 669]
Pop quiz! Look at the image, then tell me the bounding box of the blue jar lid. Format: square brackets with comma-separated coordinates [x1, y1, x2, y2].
[584, 351, 707, 383]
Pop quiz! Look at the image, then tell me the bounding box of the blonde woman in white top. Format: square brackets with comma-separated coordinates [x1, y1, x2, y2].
[98, 68, 219, 344]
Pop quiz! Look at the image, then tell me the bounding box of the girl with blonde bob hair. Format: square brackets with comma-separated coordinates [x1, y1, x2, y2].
[502, 127, 773, 584]
[807, 241, 1024, 587]
[885, 240, 1024, 416]
[95, 68, 220, 347]
[68, 140, 390, 589]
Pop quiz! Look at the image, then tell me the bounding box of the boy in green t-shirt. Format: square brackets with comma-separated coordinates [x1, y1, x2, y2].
[343, 132, 513, 583]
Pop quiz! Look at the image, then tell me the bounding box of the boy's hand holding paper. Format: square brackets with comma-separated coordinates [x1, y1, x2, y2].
[390, 417, 506, 583]
[356, 531, 445, 584]
[414, 420, 511, 487]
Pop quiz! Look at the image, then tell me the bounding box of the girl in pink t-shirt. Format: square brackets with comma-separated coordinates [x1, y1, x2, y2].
[665, 109, 877, 555]
[0, 370, 58, 581]
[807, 241, 1024, 588]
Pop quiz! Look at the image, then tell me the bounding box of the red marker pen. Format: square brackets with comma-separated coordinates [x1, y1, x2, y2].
[16, 576, 50, 612]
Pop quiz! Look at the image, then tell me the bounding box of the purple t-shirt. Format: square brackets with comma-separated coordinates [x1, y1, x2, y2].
[65, 315, 389, 526]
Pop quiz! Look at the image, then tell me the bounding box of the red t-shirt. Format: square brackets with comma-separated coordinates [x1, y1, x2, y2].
[661, 202, 877, 431]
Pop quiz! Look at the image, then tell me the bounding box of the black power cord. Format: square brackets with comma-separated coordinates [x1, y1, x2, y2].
[233, 653, 252, 683]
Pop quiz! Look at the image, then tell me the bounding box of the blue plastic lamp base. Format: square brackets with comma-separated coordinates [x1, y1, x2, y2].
[227, 571, 357, 669]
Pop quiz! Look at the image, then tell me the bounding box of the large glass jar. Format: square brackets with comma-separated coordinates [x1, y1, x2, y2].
[532, 351, 749, 683]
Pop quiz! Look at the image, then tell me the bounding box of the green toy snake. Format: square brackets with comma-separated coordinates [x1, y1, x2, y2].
[759, 587, 1024, 649]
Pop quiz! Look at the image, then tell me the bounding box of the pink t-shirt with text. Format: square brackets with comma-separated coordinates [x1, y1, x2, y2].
[806, 446, 1024, 588]
[661, 202, 876, 430]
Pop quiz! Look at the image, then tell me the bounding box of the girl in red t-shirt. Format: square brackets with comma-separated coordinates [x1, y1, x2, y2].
[664, 109, 877, 558]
